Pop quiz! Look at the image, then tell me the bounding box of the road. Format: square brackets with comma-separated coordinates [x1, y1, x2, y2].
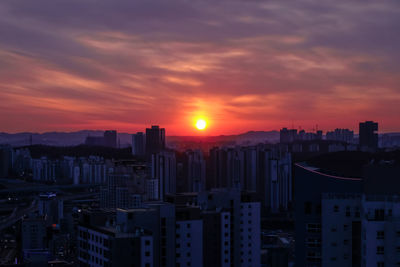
[0, 199, 37, 231]
[0, 192, 98, 231]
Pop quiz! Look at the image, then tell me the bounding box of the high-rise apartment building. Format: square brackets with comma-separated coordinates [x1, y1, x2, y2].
[132, 132, 146, 156]
[326, 128, 355, 143]
[101, 172, 144, 209]
[186, 149, 206, 192]
[197, 189, 261, 267]
[78, 189, 261, 267]
[280, 128, 298, 143]
[259, 149, 292, 213]
[318, 193, 400, 267]
[280, 128, 323, 143]
[151, 151, 176, 201]
[32, 156, 110, 184]
[175, 207, 203, 267]
[201, 209, 232, 267]
[146, 126, 165, 155]
[359, 121, 378, 151]
[209, 145, 292, 213]
[294, 163, 362, 267]
[165, 189, 261, 267]
[118, 203, 176, 267]
[77, 209, 154, 267]
[321, 193, 362, 267]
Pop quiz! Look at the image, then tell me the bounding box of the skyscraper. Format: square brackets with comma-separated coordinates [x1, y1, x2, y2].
[359, 121, 378, 151]
[132, 132, 145, 156]
[146, 126, 165, 155]
[186, 149, 206, 192]
[151, 151, 176, 201]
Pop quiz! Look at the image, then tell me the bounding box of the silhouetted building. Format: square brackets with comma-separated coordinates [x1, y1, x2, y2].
[316, 130, 323, 140]
[360, 194, 400, 267]
[320, 191, 400, 267]
[79, 156, 109, 184]
[201, 209, 231, 267]
[359, 121, 378, 151]
[175, 207, 203, 267]
[84, 130, 117, 148]
[78, 190, 261, 267]
[280, 128, 322, 143]
[38, 193, 63, 224]
[321, 193, 362, 267]
[104, 130, 117, 148]
[186, 149, 206, 192]
[150, 151, 176, 201]
[101, 164, 147, 209]
[0, 145, 13, 178]
[280, 128, 298, 143]
[21, 215, 50, 265]
[209, 145, 292, 213]
[132, 132, 145, 156]
[13, 147, 32, 177]
[166, 190, 261, 267]
[380, 133, 400, 148]
[294, 163, 362, 267]
[209, 147, 228, 189]
[146, 126, 165, 155]
[118, 203, 176, 267]
[258, 149, 292, 213]
[77, 209, 154, 267]
[197, 189, 261, 267]
[32, 156, 110, 184]
[326, 128, 354, 143]
[22, 216, 47, 251]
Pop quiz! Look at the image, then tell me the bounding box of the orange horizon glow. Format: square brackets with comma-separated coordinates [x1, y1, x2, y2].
[0, 1, 399, 135]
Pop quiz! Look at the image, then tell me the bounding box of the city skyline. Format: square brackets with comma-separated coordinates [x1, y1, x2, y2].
[1, 1, 400, 266]
[1, 0, 400, 135]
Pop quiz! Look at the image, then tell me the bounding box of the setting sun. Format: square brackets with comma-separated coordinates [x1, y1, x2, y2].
[195, 119, 207, 130]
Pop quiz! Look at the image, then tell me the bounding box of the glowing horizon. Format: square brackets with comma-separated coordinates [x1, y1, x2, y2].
[0, 1, 399, 135]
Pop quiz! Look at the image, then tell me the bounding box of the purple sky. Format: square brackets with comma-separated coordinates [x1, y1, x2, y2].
[0, 0, 399, 135]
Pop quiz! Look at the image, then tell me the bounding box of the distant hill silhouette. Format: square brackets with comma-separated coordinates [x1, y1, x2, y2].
[0, 130, 280, 147]
[2, 130, 399, 149]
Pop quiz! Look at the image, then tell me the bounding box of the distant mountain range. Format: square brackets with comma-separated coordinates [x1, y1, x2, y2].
[2, 130, 399, 149]
[0, 130, 281, 148]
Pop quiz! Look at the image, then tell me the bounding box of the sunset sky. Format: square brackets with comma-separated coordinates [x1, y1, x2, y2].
[0, 0, 399, 135]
